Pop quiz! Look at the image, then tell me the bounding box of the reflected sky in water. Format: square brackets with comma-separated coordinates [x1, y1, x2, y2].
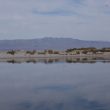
[0, 62, 110, 110]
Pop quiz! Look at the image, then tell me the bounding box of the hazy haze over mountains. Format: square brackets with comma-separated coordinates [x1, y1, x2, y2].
[0, 38, 110, 50]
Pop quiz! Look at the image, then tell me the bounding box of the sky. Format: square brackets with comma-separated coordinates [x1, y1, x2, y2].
[0, 0, 110, 41]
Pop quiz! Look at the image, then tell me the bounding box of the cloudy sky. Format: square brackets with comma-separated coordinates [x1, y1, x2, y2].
[0, 0, 110, 41]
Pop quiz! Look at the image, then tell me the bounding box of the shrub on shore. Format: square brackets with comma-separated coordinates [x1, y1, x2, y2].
[26, 50, 36, 55]
[7, 50, 16, 55]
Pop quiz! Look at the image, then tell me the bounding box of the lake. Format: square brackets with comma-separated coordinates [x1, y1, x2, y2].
[0, 58, 110, 110]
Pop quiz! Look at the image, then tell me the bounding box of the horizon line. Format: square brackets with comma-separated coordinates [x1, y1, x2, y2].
[0, 37, 109, 42]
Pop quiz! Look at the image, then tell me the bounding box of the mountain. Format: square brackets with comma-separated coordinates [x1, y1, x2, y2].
[0, 37, 110, 50]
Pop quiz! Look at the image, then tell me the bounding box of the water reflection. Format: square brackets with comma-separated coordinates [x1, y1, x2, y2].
[0, 57, 110, 64]
[0, 60, 110, 110]
[17, 98, 106, 110]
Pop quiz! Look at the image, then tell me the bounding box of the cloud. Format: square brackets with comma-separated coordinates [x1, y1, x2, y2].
[0, 0, 110, 40]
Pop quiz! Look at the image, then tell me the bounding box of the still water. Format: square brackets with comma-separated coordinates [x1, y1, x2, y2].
[0, 58, 110, 110]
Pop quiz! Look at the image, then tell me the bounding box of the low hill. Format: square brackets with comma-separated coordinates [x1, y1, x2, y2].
[0, 38, 110, 50]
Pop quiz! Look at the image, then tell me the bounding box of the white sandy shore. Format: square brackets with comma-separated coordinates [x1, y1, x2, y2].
[0, 52, 110, 59]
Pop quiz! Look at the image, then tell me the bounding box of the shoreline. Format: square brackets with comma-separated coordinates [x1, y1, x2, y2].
[0, 55, 110, 64]
[0, 49, 110, 59]
[0, 54, 109, 59]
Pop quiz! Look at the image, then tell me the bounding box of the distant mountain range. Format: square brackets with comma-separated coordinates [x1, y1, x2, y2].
[0, 38, 110, 50]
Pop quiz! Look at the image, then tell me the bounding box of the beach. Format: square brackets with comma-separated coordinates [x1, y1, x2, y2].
[0, 50, 110, 59]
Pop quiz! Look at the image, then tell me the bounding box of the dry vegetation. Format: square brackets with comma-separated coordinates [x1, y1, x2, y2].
[0, 47, 110, 57]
